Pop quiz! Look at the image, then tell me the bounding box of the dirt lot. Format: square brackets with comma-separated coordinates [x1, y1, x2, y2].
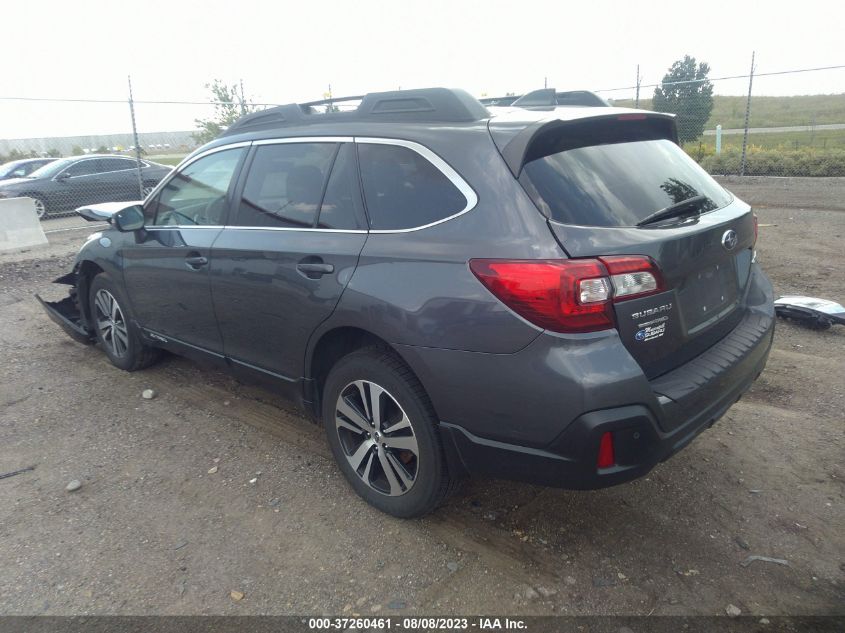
[0, 178, 843, 617]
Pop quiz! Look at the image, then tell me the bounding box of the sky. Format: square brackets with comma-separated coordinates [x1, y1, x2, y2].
[1, 0, 844, 139]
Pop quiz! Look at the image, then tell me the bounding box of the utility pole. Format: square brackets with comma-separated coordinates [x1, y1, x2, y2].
[127, 75, 144, 199]
[239, 79, 246, 115]
[740, 51, 755, 177]
[635, 64, 641, 108]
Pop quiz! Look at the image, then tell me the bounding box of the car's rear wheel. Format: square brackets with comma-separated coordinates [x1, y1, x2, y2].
[88, 273, 161, 371]
[322, 347, 454, 518]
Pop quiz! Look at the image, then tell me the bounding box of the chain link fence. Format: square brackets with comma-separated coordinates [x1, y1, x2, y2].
[1, 62, 843, 220]
[602, 63, 845, 178]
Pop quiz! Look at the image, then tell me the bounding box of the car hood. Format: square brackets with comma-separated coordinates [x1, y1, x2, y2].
[0, 177, 35, 188]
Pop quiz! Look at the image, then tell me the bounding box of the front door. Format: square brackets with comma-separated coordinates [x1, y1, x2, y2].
[122, 146, 247, 354]
[210, 140, 368, 380]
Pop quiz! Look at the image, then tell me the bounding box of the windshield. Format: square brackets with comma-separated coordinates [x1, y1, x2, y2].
[28, 158, 76, 179]
[0, 161, 21, 177]
[520, 139, 732, 228]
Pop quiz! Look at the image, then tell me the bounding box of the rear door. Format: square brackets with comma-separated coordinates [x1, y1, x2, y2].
[209, 139, 368, 381]
[515, 117, 755, 378]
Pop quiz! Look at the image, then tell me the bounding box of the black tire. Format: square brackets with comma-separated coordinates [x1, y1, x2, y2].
[88, 273, 161, 371]
[322, 346, 454, 518]
[26, 195, 48, 219]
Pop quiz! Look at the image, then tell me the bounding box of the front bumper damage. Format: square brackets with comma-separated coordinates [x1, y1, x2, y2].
[35, 271, 94, 345]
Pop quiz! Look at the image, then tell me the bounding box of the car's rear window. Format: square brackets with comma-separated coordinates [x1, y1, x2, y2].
[520, 138, 732, 227]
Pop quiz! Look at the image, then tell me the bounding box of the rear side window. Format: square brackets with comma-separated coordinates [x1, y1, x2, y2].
[358, 143, 467, 230]
[236, 143, 336, 228]
[100, 158, 137, 172]
[316, 144, 363, 230]
[520, 138, 733, 227]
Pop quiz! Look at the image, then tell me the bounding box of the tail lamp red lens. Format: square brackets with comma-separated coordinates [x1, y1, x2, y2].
[469, 256, 664, 334]
[597, 431, 615, 469]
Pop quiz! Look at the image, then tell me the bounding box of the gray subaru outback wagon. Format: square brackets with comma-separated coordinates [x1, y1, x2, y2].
[39, 88, 774, 517]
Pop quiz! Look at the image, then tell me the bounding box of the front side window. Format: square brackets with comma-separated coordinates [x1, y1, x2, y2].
[357, 143, 467, 230]
[236, 143, 336, 228]
[151, 148, 245, 226]
[63, 159, 102, 177]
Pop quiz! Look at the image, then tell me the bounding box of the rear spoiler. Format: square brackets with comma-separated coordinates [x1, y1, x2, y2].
[489, 109, 678, 177]
[511, 89, 609, 108]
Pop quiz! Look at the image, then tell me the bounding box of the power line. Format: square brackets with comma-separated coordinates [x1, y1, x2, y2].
[592, 64, 845, 93]
[0, 96, 285, 106]
[0, 63, 842, 105]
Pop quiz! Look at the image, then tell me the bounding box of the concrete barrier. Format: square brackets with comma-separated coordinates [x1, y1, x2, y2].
[0, 197, 48, 252]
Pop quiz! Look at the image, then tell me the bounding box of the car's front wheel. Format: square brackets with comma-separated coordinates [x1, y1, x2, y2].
[88, 273, 161, 371]
[28, 196, 48, 219]
[322, 347, 454, 518]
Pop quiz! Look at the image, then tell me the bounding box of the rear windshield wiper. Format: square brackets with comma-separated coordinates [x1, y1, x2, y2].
[636, 195, 709, 227]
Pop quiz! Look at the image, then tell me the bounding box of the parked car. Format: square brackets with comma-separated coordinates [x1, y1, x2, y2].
[0, 154, 171, 219]
[38, 88, 774, 517]
[0, 157, 57, 181]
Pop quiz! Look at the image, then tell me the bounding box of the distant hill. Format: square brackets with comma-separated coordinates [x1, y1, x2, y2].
[611, 94, 845, 129]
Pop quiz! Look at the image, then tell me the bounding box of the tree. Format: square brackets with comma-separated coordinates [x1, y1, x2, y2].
[652, 55, 714, 144]
[192, 80, 255, 145]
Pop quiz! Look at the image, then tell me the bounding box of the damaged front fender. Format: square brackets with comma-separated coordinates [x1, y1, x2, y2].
[35, 271, 95, 345]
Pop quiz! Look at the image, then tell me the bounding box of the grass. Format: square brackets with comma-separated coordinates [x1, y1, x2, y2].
[686, 127, 845, 152]
[612, 93, 845, 129]
[148, 154, 186, 166]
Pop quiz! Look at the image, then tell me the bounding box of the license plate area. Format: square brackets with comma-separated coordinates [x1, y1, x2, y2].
[679, 260, 738, 333]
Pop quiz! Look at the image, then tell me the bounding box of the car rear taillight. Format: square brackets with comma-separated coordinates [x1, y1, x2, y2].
[752, 212, 759, 246]
[601, 255, 664, 300]
[469, 256, 664, 334]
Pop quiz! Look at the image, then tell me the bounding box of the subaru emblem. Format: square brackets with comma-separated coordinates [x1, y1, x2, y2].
[721, 229, 739, 251]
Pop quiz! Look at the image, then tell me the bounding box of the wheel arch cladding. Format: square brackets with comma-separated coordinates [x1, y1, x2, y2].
[306, 326, 437, 422]
[76, 260, 105, 329]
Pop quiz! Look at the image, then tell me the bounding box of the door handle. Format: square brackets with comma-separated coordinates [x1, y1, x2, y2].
[296, 262, 334, 277]
[185, 255, 208, 269]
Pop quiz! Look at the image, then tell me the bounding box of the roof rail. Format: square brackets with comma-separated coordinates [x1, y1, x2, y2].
[221, 88, 490, 137]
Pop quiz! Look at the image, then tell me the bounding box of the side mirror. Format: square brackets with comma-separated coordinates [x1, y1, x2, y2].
[55, 172, 70, 181]
[113, 205, 145, 232]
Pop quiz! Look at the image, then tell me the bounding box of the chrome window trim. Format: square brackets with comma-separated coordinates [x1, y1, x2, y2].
[144, 137, 479, 234]
[253, 136, 353, 145]
[144, 225, 226, 230]
[142, 141, 252, 210]
[55, 157, 151, 181]
[353, 136, 479, 233]
[146, 225, 367, 234]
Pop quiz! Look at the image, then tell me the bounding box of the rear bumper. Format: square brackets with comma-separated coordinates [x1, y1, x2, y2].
[437, 266, 775, 489]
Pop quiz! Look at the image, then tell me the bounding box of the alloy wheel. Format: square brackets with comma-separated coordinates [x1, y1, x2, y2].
[335, 380, 419, 496]
[142, 185, 155, 198]
[94, 289, 129, 358]
[32, 198, 46, 219]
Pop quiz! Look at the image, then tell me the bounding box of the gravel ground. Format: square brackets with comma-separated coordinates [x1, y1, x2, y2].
[0, 179, 843, 617]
